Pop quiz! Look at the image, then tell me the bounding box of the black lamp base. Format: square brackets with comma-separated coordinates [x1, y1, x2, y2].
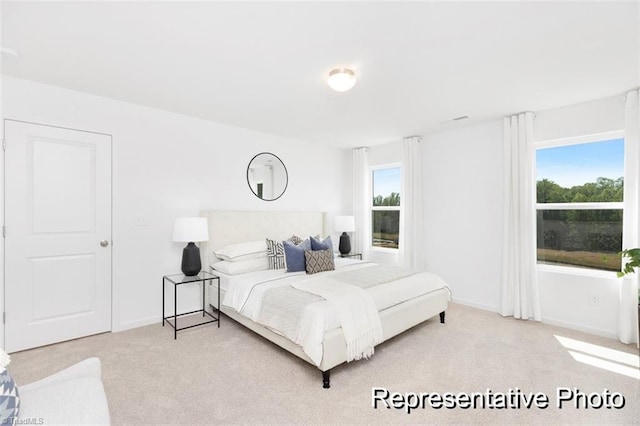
[181, 242, 201, 276]
[339, 232, 351, 256]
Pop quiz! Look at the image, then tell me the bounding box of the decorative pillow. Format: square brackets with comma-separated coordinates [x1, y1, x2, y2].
[212, 257, 268, 275]
[215, 251, 267, 263]
[310, 235, 334, 253]
[214, 240, 266, 261]
[266, 238, 286, 270]
[288, 235, 303, 245]
[283, 239, 311, 272]
[304, 248, 335, 274]
[0, 369, 20, 424]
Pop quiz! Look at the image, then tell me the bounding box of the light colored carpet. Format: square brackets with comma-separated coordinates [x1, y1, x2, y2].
[10, 303, 640, 425]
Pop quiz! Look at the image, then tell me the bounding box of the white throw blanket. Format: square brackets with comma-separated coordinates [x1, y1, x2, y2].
[292, 278, 383, 362]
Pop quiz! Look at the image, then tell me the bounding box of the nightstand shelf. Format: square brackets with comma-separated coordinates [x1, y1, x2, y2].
[162, 270, 220, 339]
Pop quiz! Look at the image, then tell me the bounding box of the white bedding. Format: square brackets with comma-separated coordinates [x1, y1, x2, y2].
[217, 258, 449, 366]
[293, 275, 383, 362]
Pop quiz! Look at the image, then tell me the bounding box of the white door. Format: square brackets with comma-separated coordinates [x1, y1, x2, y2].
[4, 121, 112, 352]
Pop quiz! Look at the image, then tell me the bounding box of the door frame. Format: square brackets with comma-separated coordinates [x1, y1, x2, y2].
[2, 118, 116, 349]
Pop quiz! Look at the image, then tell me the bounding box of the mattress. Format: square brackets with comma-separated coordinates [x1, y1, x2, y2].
[211, 258, 449, 365]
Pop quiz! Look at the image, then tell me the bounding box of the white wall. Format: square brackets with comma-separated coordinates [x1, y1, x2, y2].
[535, 95, 625, 142]
[538, 268, 619, 338]
[0, 76, 350, 345]
[368, 141, 401, 166]
[423, 121, 504, 311]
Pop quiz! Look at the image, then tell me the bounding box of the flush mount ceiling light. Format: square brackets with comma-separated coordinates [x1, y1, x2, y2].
[328, 68, 356, 92]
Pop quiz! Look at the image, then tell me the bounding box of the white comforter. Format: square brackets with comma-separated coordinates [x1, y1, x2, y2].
[219, 258, 448, 366]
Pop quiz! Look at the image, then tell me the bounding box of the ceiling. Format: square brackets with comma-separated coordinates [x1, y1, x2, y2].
[1, 1, 638, 148]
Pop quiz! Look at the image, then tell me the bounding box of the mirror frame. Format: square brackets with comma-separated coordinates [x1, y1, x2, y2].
[246, 152, 289, 201]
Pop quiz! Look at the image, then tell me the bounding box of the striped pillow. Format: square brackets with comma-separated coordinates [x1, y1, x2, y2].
[266, 238, 285, 270]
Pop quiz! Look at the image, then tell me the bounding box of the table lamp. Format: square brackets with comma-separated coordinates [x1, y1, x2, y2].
[334, 216, 355, 256]
[172, 217, 209, 276]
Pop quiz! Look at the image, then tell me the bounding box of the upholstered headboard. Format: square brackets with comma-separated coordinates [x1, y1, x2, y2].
[199, 210, 327, 268]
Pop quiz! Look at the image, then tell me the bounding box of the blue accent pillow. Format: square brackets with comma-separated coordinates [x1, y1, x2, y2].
[283, 239, 311, 272]
[310, 235, 334, 253]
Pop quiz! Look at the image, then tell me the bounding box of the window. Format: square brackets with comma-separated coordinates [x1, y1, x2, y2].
[371, 165, 401, 249]
[536, 134, 624, 272]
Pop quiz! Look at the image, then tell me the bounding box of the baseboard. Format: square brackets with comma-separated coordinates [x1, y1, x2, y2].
[452, 297, 498, 313]
[114, 315, 159, 332]
[452, 299, 619, 340]
[541, 316, 617, 340]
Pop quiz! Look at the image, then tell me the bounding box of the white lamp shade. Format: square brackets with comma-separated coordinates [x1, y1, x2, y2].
[328, 68, 356, 92]
[334, 216, 355, 233]
[172, 217, 209, 242]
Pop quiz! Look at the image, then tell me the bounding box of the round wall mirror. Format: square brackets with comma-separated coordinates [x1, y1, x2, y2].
[247, 152, 288, 201]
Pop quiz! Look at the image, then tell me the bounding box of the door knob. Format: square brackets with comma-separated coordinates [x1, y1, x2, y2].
[100, 240, 109, 247]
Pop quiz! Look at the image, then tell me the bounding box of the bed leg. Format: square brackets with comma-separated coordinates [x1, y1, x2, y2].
[322, 370, 330, 389]
[439, 311, 445, 324]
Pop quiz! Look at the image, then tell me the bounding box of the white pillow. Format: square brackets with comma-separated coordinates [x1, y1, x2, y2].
[216, 251, 267, 262]
[214, 240, 267, 261]
[211, 257, 269, 275]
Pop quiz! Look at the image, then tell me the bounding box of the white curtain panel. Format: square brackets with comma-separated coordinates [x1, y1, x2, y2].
[400, 136, 427, 271]
[500, 112, 542, 321]
[620, 89, 639, 345]
[353, 147, 370, 256]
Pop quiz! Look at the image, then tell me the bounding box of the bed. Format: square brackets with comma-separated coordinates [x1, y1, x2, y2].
[200, 210, 449, 388]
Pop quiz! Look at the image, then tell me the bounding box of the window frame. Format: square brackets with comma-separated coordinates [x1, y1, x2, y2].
[534, 130, 625, 275]
[370, 163, 402, 252]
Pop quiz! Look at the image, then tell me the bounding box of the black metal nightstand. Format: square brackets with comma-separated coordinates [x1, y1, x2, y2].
[339, 253, 362, 260]
[162, 270, 220, 339]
